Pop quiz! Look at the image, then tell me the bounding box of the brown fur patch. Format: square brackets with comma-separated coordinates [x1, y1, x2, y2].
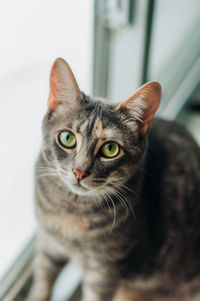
[115, 288, 181, 301]
[93, 118, 103, 139]
[47, 212, 88, 232]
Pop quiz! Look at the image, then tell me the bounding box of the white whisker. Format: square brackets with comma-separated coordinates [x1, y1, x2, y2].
[106, 181, 136, 221]
[95, 188, 107, 211]
[103, 190, 116, 233]
[36, 173, 58, 179]
[35, 166, 56, 172]
[107, 186, 129, 219]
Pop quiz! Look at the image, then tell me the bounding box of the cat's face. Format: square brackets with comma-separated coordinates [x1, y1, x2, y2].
[42, 58, 161, 196]
[43, 98, 146, 196]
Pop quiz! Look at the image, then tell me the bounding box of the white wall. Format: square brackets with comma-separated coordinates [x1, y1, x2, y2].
[0, 0, 93, 280]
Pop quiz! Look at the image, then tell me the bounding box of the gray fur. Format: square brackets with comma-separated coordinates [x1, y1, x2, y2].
[27, 59, 200, 301]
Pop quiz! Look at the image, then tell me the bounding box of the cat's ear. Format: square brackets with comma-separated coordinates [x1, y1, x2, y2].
[48, 58, 83, 111]
[116, 81, 161, 133]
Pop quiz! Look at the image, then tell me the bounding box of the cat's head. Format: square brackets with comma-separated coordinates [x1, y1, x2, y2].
[42, 58, 161, 196]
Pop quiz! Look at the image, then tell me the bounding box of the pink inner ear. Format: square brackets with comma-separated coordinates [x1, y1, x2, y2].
[48, 68, 63, 111]
[117, 81, 161, 133]
[141, 89, 161, 132]
[47, 58, 82, 112]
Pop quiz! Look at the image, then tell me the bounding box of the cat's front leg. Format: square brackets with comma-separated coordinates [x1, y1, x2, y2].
[27, 230, 68, 301]
[27, 250, 67, 301]
[82, 269, 119, 301]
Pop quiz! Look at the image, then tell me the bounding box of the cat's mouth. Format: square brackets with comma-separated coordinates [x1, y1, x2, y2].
[67, 180, 91, 195]
[74, 182, 88, 190]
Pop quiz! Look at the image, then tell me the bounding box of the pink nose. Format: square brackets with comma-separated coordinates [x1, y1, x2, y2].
[73, 169, 88, 181]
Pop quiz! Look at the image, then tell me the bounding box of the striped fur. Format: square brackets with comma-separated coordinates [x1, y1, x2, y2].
[28, 59, 200, 301]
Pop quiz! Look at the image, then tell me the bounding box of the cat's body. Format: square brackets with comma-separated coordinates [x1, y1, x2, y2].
[28, 58, 200, 301]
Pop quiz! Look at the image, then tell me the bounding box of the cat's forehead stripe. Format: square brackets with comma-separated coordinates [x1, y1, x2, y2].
[93, 119, 103, 139]
[79, 120, 89, 133]
[77, 118, 117, 142]
[73, 102, 123, 143]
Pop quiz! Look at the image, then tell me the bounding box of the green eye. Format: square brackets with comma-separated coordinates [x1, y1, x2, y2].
[100, 142, 120, 158]
[59, 131, 76, 148]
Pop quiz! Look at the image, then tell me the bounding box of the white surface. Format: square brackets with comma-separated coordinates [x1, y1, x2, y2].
[0, 0, 93, 280]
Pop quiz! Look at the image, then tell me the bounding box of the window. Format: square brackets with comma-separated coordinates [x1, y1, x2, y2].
[0, 0, 93, 299]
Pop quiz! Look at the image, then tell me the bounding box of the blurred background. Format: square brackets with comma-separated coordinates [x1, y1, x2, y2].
[0, 0, 200, 300]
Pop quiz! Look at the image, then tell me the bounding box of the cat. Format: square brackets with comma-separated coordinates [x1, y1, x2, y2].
[27, 58, 200, 301]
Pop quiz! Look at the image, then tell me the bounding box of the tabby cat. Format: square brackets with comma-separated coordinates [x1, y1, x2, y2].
[28, 58, 200, 301]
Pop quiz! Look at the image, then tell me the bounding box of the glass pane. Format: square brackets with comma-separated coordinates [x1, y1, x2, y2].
[149, 0, 200, 79]
[148, 0, 200, 117]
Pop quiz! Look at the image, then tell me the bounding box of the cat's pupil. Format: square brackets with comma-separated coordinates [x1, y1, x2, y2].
[66, 134, 70, 140]
[109, 144, 112, 151]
